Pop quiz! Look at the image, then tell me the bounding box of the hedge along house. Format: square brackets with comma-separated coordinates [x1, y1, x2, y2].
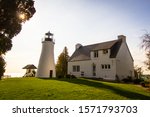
[68, 35, 134, 80]
[22, 64, 37, 77]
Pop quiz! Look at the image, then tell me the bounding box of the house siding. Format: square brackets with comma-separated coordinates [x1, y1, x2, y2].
[68, 49, 117, 80]
[116, 42, 134, 80]
[68, 60, 93, 77]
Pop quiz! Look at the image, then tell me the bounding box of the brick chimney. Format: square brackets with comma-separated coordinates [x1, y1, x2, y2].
[118, 35, 126, 42]
[75, 43, 82, 50]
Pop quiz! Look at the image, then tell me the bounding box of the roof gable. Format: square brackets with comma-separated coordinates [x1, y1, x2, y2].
[69, 39, 121, 62]
[110, 39, 122, 58]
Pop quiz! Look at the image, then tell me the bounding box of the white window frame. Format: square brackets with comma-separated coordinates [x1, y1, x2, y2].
[72, 65, 80, 72]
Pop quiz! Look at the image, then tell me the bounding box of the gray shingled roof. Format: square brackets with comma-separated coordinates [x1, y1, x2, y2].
[69, 39, 122, 62]
[23, 64, 37, 69]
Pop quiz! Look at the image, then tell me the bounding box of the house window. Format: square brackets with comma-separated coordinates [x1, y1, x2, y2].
[108, 64, 111, 69]
[77, 66, 80, 72]
[81, 71, 84, 76]
[73, 66, 76, 72]
[101, 64, 104, 69]
[73, 65, 80, 72]
[103, 49, 108, 54]
[105, 64, 107, 69]
[101, 64, 111, 69]
[94, 50, 98, 58]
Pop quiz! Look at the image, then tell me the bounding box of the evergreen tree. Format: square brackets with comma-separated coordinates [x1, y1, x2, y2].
[56, 47, 69, 78]
[0, 0, 36, 78]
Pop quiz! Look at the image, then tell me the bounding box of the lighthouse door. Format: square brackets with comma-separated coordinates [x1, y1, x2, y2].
[49, 70, 53, 78]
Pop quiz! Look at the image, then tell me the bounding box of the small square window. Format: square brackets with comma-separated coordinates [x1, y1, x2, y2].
[103, 49, 108, 54]
[81, 71, 84, 76]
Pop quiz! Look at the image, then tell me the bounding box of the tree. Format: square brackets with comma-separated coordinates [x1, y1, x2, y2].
[56, 47, 69, 78]
[144, 51, 150, 70]
[0, 56, 5, 79]
[141, 32, 150, 70]
[0, 0, 36, 78]
[141, 33, 150, 52]
[134, 65, 143, 79]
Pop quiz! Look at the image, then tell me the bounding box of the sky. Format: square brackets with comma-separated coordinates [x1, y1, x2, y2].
[4, 0, 150, 76]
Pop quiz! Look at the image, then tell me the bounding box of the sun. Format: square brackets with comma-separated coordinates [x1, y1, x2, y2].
[18, 13, 26, 21]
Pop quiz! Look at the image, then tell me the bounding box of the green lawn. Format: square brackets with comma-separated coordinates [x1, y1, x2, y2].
[0, 77, 150, 100]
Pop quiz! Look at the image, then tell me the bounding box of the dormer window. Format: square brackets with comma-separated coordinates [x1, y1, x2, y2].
[103, 49, 108, 54]
[94, 50, 98, 58]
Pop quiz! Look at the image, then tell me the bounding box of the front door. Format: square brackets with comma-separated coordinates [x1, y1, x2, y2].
[49, 70, 53, 78]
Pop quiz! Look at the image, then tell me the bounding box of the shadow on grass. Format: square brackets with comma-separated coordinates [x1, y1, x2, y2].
[50, 78, 150, 100]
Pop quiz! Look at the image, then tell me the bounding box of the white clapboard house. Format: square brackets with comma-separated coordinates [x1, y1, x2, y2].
[68, 35, 134, 80]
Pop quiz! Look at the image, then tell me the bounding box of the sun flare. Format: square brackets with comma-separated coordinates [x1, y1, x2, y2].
[18, 13, 26, 20]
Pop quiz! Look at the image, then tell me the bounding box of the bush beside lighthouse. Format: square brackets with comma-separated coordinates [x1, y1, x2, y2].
[36, 31, 56, 78]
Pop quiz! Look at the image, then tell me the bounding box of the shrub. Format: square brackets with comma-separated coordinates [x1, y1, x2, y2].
[71, 75, 76, 79]
[122, 76, 133, 83]
[66, 74, 76, 79]
[133, 78, 144, 84]
[57, 75, 63, 79]
[115, 75, 120, 82]
[66, 74, 71, 78]
[140, 79, 150, 87]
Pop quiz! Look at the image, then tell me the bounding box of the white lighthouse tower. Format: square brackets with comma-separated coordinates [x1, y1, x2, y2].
[36, 31, 56, 78]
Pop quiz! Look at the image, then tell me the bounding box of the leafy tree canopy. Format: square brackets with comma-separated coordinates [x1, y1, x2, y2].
[0, 0, 36, 54]
[0, 0, 36, 78]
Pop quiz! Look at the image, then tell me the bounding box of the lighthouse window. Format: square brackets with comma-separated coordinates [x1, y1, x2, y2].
[73, 65, 80, 72]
